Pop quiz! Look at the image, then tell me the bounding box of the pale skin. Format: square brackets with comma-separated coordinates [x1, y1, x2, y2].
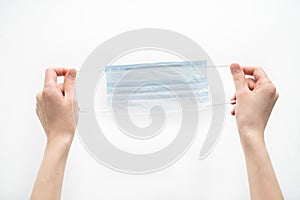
[31, 64, 283, 200]
[230, 63, 283, 200]
[31, 68, 77, 200]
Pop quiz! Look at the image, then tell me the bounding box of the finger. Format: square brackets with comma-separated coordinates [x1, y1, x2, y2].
[230, 63, 248, 95]
[63, 69, 77, 99]
[230, 94, 236, 101]
[57, 83, 64, 94]
[230, 94, 236, 105]
[246, 77, 256, 90]
[44, 68, 68, 88]
[242, 66, 269, 83]
[231, 106, 235, 116]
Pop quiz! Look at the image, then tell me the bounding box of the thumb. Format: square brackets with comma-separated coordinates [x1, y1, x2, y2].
[64, 68, 77, 99]
[230, 63, 247, 94]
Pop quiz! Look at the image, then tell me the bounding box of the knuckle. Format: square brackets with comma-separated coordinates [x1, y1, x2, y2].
[233, 73, 243, 82]
[257, 66, 265, 73]
[256, 66, 264, 74]
[36, 92, 42, 101]
[41, 89, 48, 97]
[41, 88, 54, 98]
[275, 91, 279, 99]
[45, 67, 53, 73]
[265, 82, 276, 95]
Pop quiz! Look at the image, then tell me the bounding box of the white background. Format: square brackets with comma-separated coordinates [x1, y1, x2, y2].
[0, 0, 299, 199]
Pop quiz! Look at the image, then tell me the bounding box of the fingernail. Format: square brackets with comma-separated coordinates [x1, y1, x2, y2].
[68, 70, 77, 78]
[231, 64, 240, 73]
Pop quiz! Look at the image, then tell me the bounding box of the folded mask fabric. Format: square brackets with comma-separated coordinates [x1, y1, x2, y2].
[105, 60, 209, 113]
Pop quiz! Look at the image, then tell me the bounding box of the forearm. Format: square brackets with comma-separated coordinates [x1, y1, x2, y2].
[241, 133, 283, 200]
[30, 137, 72, 200]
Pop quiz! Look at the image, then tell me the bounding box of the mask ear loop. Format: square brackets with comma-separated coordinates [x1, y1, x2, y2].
[207, 65, 230, 68]
[207, 99, 236, 107]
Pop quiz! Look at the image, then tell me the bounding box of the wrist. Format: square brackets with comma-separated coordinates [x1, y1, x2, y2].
[239, 130, 266, 152]
[46, 133, 74, 153]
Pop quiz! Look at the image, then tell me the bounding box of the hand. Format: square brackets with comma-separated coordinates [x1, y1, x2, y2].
[31, 68, 77, 200]
[230, 63, 283, 200]
[230, 63, 279, 145]
[36, 68, 78, 146]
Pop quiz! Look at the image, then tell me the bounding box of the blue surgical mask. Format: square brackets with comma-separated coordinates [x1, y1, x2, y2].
[105, 60, 209, 113]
